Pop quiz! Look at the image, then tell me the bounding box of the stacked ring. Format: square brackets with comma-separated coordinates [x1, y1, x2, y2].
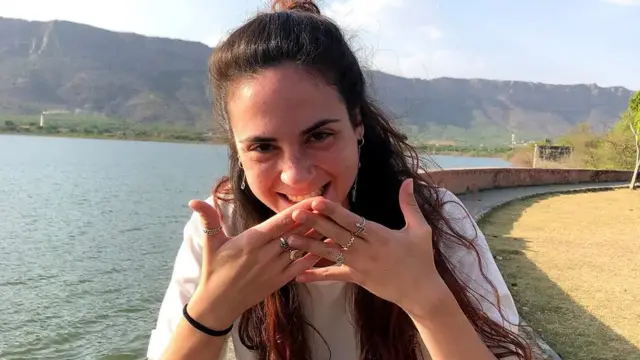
[203, 226, 223, 236]
[353, 216, 366, 236]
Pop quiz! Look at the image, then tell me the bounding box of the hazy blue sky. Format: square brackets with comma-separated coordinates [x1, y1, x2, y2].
[2, 0, 639, 89]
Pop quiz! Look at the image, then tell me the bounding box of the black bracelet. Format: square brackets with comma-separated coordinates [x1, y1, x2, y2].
[182, 303, 233, 336]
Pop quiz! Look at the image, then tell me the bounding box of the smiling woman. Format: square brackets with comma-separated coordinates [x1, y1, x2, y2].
[230, 64, 362, 211]
[146, 1, 532, 360]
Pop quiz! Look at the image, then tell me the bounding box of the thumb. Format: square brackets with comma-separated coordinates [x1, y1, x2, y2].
[189, 199, 229, 253]
[398, 178, 426, 230]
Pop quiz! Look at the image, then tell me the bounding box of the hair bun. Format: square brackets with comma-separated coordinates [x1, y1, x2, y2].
[272, 0, 321, 15]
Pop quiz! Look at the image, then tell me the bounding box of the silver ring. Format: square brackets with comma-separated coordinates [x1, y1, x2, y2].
[203, 226, 222, 236]
[342, 234, 355, 250]
[280, 237, 290, 250]
[333, 251, 345, 267]
[354, 216, 366, 236]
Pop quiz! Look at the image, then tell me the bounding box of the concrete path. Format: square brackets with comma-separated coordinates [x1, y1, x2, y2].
[457, 181, 627, 360]
[457, 181, 628, 220]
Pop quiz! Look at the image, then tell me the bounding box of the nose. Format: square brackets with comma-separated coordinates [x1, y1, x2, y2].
[280, 153, 316, 188]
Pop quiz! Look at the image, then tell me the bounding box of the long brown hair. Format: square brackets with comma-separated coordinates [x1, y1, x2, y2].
[208, 1, 532, 359]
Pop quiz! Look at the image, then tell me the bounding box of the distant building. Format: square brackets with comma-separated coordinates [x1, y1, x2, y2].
[533, 144, 573, 167]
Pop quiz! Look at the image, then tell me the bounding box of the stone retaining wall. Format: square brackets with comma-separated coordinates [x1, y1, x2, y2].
[423, 167, 634, 194]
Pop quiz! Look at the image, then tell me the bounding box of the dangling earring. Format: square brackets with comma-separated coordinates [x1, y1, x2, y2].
[351, 137, 364, 202]
[239, 161, 246, 190]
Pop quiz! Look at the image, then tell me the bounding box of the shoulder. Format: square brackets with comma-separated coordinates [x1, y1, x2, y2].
[429, 187, 481, 261]
[431, 186, 493, 270]
[434, 186, 473, 222]
[428, 187, 521, 332]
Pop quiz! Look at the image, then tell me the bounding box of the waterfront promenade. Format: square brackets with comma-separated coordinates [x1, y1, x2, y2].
[458, 181, 628, 220]
[457, 181, 629, 360]
[438, 167, 634, 360]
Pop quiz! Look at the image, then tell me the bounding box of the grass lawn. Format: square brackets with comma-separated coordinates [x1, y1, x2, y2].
[478, 189, 640, 360]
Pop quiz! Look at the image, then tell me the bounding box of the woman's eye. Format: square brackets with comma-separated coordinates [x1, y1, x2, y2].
[309, 131, 332, 142]
[250, 143, 275, 153]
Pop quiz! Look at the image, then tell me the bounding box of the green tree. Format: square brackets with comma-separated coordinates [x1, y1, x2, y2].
[556, 123, 604, 168]
[601, 119, 636, 170]
[626, 91, 640, 189]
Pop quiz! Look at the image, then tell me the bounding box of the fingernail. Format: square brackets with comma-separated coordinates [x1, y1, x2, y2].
[293, 211, 307, 223]
[286, 235, 302, 248]
[312, 200, 326, 211]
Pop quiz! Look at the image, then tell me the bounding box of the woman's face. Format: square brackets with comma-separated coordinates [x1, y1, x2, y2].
[227, 63, 363, 213]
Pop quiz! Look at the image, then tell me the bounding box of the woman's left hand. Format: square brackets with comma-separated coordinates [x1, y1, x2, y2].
[287, 178, 448, 317]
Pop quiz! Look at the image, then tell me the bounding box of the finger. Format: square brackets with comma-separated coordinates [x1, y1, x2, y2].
[244, 197, 319, 245]
[260, 223, 317, 259]
[282, 252, 322, 282]
[291, 209, 358, 247]
[398, 178, 428, 231]
[296, 265, 354, 283]
[189, 199, 228, 253]
[287, 235, 347, 265]
[284, 223, 322, 242]
[303, 227, 324, 240]
[274, 248, 307, 270]
[310, 199, 376, 237]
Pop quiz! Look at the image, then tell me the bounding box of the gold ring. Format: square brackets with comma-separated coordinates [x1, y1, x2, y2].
[203, 226, 222, 236]
[289, 250, 302, 261]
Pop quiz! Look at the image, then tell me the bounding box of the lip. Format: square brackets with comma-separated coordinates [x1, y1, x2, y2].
[278, 182, 330, 203]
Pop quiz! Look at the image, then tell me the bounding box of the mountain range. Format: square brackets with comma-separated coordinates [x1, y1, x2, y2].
[0, 16, 635, 144]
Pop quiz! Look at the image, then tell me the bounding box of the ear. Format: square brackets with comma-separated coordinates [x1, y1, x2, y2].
[355, 122, 364, 140]
[353, 108, 364, 139]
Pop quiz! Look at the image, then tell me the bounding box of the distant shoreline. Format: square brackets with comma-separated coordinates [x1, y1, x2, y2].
[0, 129, 226, 145]
[0, 131, 511, 159]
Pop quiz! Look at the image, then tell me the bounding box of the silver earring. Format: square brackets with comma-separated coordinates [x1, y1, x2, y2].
[351, 138, 364, 202]
[239, 161, 246, 190]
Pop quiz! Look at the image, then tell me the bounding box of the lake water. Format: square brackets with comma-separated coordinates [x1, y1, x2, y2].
[0, 135, 511, 360]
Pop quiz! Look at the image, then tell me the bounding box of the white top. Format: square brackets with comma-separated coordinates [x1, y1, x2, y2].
[146, 188, 519, 360]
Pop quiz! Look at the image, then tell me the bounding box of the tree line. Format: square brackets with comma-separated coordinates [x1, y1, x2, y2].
[509, 91, 640, 189]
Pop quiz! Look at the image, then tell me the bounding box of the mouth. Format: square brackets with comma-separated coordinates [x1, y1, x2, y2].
[278, 183, 329, 203]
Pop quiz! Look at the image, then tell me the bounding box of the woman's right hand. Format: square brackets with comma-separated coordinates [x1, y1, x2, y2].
[183, 198, 321, 331]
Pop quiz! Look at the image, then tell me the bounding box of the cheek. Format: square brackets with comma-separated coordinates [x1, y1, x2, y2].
[322, 142, 359, 181]
[245, 163, 277, 194]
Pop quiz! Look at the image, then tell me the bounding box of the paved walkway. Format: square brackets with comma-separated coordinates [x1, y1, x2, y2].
[456, 181, 627, 360]
[457, 181, 628, 220]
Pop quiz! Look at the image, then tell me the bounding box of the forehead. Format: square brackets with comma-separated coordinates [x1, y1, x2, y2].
[227, 64, 349, 138]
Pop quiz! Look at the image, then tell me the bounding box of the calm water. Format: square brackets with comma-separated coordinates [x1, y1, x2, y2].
[0, 135, 510, 360]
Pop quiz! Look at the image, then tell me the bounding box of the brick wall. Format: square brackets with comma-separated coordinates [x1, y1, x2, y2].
[422, 167, 633, 194]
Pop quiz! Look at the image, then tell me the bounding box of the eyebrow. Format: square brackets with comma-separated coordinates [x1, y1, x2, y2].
[239, 118, 341, 143]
